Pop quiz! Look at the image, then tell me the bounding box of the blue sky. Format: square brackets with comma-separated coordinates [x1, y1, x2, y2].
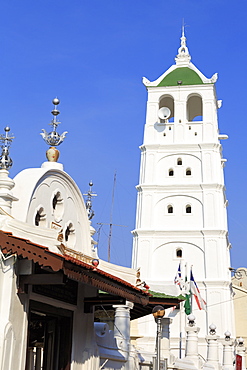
[0, 1, 246, 270]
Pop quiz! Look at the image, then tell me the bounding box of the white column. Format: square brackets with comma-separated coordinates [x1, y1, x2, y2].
[0, 255, 15, 368]
[204, 324, 220, 370]
[222, 331, 234, 370]
[0, 169, 17, 215]
[113, 301, 134, 353]
[161, 317, 172, 363]
[35, 347, 42, 370]
[185, 315, 200, 368]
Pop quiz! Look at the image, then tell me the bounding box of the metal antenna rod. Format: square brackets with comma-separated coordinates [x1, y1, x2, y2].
[97, 172, 127, 262]
[108, 172, 116, 262]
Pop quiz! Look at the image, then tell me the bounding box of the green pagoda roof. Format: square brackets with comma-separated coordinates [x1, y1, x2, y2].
[158, 67, 203, 87]
[142, 30, 217, 88]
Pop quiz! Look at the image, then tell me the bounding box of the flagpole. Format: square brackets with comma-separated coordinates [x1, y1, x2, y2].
[204, 281, 209, 334]
[179, 300, 182, 358]
[174, 262, 185, 359]
[179, 261, 185, 359]
[190, 265, 193, 313]
[178, 263, 183, 359]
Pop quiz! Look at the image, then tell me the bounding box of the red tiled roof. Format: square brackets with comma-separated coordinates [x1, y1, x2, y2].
[0, 230, 149, 305]
[63, 254, 145, 292]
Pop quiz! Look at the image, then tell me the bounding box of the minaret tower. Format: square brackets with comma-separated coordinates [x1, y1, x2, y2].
[132, 29, 234, 358]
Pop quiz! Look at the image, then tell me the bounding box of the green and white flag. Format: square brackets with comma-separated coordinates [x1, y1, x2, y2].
[184, 267, 192, 315]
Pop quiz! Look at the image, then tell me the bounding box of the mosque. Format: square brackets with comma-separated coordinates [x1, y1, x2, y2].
[0, 29, 244, 370]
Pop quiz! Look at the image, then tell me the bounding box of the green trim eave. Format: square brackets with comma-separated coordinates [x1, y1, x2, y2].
[149, 290, 185, 300]
[158, 67, 203, 87]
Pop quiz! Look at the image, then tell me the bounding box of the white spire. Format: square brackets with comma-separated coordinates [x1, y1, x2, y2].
[175, 25, 191, 66]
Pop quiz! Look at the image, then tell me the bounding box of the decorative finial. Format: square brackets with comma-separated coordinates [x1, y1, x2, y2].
[237, 337, 244, 347]
[175, 23, 191, 65]
[83, 181, 97, 220]
[209, 323, 216, 335]
[0, 127, 14, 170]
[187, 314, 196, 327]
[224, 331, 231, 341]
[40, 98, 68, 162]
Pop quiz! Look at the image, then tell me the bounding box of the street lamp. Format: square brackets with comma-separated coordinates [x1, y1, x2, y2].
[152, 305, 165, 370]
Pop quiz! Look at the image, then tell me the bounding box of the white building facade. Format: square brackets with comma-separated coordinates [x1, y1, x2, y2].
[0, 103, 153, 370]
[131, 31, 235, 359]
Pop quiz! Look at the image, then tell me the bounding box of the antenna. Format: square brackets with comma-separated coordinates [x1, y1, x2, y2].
[97, 171, 127, 263]
[108, 172, 116, 262]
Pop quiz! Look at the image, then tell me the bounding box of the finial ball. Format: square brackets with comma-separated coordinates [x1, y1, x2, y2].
[52, 98, 60, 105]
[4, 127, 10, 132]
[89, 181, 93, 187]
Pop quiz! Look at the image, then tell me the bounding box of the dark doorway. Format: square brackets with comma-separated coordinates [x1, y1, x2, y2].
[26, 301, 73, 370]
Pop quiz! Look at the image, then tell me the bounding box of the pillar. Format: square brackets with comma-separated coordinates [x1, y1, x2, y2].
[113, 301, 134, 352]
[185, 314, 200, 368]
[204, 324, 220, 370]
[0, 169, 17, 215]
[222, 331, 234, 370]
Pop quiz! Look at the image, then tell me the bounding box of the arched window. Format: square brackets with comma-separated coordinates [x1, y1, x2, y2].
[177, 158, 182, 165]
[64, 222, 76, 246]
[65, 225, 71, 241]
[168, 205, 173, 214]
[169, 169, 174, 176]
[53, 192, 61, 210]
[186, 168, 191, 176]
[186, 205, 192, 214]
[52, 191, 64, 222]
[187, 94, 203, 122]
[159, 95, 174, 122]
[176, 249, 182, 258]
[35, 207, 46, 227]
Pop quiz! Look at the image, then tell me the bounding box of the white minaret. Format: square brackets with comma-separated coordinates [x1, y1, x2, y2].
[131, 29, 235, 360]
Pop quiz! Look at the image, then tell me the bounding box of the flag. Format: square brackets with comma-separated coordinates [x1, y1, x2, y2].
[184, 293, 192, 314]
[184, 272, 192, 315]
[174, 263, 182, 290]
[190, 270, 207, 311]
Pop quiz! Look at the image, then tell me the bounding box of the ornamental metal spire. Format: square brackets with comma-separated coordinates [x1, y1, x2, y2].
[175, 23, 191, 65]
[83, 181, 97, 220]
[40, 98, 68, 162]
[0, 127, 14, 170]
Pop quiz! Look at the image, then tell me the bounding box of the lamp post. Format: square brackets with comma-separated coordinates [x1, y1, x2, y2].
[152, 305, 165, 370]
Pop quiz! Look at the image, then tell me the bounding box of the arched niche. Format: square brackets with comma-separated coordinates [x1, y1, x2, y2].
[187, 94, 203, 122]
[159, 95, 174, 122]
[154, 194, 203, 229]
[156, 153, 202, 184]
[151, 241, 205, 280]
